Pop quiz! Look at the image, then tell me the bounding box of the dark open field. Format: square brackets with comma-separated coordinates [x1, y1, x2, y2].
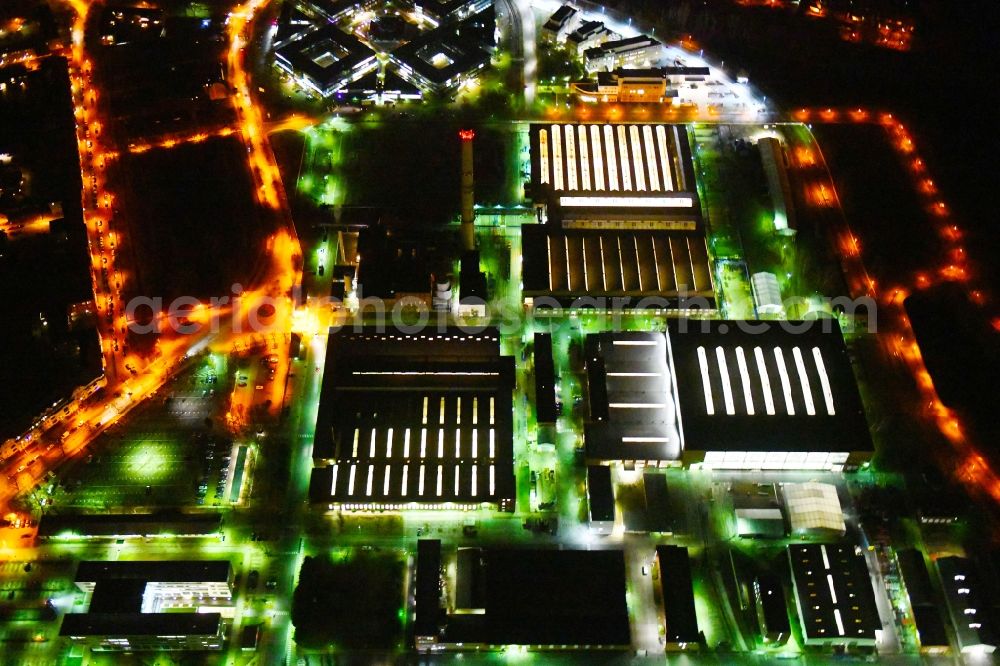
[115, 136, 268, 302]
[814, 124, 939, 281]
[339, 122, 515, 225]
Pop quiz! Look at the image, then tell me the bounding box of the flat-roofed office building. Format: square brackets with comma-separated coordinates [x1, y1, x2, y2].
[59, 560, 233, 651]
[584, 35, 663, 72]
[274, 24, 377, 97]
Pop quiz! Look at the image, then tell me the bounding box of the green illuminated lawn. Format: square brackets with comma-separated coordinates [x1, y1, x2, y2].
[53, 431, 199, 509]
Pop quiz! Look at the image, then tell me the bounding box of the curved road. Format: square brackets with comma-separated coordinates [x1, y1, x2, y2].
[496, 0, 536, 105]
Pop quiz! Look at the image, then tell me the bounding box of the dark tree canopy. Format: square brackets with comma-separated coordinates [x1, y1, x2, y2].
[291, 551, 405, 650]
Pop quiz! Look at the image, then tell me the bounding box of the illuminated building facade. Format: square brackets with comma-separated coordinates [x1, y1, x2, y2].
[273, 0, 495, 100]
[274, 24, 378, 98]
[594, 68, 670, 103]
[584, 35, 663, 73]
[388, 4, 496, 96]
[413, 0, 494, 25]
[540, 5, 579, 43]
[60, 561, 233, 651]
[567, 20, 614, 54]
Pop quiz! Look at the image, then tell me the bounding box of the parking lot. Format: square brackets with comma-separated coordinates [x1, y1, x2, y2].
[50, 357, 236, 509]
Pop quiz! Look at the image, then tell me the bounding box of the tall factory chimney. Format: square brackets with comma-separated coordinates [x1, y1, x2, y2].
[459, 129, 476, 252]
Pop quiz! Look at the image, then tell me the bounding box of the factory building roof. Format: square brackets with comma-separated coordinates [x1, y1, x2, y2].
[525, 123, 711, 310]
[896, 549, 949, 649]
[669, 320, 873, 467]
[521, 225, 714, 309]
[937, 556, 998, 653]
[38, 511, 222, 539]
[897, 549, 934, 606]
[788, 544, 880, 645]
[912, 606, 949, 650]
[414, 539, 443, 638]
[583, 332, 683, 463]
[310, 327, 515, 509]
[783, 482, 846, 536]
[580, 322, 872, 469]
[74, 560, 232, 583]
[755, 574, 791, 642]
[736, 508, 786, 538]
[530, 123, 696, 200]
[751, 271, 784, 314]
[586, 465, 615, 524]
[60, 612, 223, 638]
[443, 548, 631, 646]
[533, 333, 557, 424]
[643, 472, 672, 532]
[656, 545, 701, 645]
[455, 547, 487, 611]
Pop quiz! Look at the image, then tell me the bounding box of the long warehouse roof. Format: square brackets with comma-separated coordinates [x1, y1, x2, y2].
[521, 225, 714, 307]
[530, 123, 697, 199]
